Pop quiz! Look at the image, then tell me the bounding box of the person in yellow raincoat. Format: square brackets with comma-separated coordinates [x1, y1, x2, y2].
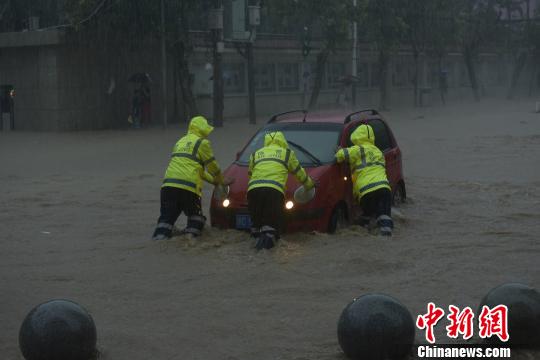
[248, 131, 315, 250]
[152, 116, 233, 240]
[335, 124, 393, 236]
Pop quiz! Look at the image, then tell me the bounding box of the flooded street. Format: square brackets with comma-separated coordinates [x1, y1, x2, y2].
[1, 99, 539, 359]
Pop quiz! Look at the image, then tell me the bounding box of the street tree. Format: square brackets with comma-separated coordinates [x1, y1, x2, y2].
[271, 0, 357, 110]
[401, 0, 430, 107]
[425, 0, 459, 104]
[362, 0, 406, 110]
[455, 0, 502, 101]
[64, 0, 202, 120]
[503, 0, 538, 98]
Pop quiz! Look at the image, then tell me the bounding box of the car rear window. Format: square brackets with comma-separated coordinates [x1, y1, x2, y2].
[347, 119, 393, 151]
[238, 123, 342, 166]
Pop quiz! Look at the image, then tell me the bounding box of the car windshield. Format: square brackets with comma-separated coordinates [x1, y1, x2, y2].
[238, 123, 342, 166]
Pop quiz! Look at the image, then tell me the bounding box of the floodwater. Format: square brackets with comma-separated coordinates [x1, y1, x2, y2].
[1, 98, 539, 359]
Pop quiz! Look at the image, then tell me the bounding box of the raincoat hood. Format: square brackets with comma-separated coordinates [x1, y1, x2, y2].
[264, 131, 288, 149]
[350, 124, 375, 146]
[188, 116, 214, 138]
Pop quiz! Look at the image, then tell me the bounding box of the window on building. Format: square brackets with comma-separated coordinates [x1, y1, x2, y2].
[277, 63, 300, 92]
[254, 63, 276, 92]
[223, 63, 245, 93]
[326, 62, 346, 89]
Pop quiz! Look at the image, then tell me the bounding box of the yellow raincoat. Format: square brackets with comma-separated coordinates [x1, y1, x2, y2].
[162, 116, 223, 196]
[335, 124, 390, 200]
[248, 131, 314, 194]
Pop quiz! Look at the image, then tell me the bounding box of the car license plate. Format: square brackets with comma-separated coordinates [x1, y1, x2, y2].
[235, 214, 252, 230]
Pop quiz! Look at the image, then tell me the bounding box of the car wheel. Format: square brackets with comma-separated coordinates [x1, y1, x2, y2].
[328, 205, 347, 234]
[392, 183, 406, 206]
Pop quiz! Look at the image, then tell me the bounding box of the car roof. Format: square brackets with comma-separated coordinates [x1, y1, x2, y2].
[274, 110, 348, 123]
[270, 109, 384, 124]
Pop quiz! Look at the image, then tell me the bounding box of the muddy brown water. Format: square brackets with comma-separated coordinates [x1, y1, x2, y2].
[1, 99, 539, 359]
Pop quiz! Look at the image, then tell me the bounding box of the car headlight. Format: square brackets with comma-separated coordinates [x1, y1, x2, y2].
[285, 200, 294, 210]
[222, 199, 230, 208]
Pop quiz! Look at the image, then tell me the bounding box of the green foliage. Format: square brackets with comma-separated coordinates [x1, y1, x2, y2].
[63, 0, 159, 43]
[424, 0, 459, 58]
[269, 0, 359, 53]
[362, 0, 407, 53]
[400, 0, 429, 54]
[0, 0, 62, 30]
[454, 0, 503, 52]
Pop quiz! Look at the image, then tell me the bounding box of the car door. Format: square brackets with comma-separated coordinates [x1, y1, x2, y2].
[366, 119, 400, 190]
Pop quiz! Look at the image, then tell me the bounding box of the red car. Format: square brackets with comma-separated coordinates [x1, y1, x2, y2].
[210, 109, 405, 233]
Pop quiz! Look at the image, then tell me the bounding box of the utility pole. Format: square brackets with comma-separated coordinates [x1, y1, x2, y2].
[246, 2, 260, 124]
[351, 0, 358, 109]
[161, 0, 168, 128]
[211, 0, 224, 127]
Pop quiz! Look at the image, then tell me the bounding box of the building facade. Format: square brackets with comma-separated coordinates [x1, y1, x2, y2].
[0, 2, 539, 130]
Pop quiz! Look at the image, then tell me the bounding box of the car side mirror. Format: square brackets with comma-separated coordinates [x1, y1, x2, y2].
[235, 151, 241, 161]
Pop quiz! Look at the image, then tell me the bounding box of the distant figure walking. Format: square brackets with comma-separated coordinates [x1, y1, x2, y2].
[128, 73, 152, 128]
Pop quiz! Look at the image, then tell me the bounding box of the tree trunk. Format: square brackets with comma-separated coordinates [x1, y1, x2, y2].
[301, 61, 309, 109]
[175, 43, 198, 119]
[412, 50, 419, 107]
[507, 51, 528, 99]
[463, 46, 481, 101]
[378, 49, 390, 110]
[308, 48, 330, 110]
[179, 65, 198, 118]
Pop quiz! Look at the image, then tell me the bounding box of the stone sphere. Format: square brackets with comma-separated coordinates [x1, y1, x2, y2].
[478, 283, 540, 347]
[19, 299, 97, 360]
[338, 294, 415, 360]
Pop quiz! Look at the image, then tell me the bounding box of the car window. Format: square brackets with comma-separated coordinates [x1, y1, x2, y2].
[238, 123, 341, 165]
[346, 119, 393, 151]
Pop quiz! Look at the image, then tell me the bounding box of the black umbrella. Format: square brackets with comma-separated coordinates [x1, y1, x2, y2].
[128, 73, 152, 83]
